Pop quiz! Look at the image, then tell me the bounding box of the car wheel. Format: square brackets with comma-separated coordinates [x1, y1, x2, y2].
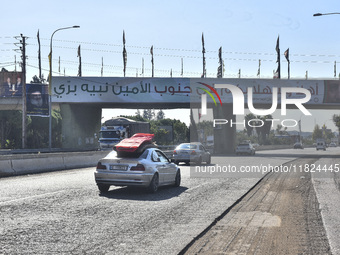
[149, 173, 159, 193]
[174, 169, 181, 187]
[206, 156, 211, 164]
[196, 157, 202, 165]
[97, 183, 110, 193]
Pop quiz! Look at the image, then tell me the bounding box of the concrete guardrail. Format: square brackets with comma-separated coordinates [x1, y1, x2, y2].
[0, 151, 109, 177]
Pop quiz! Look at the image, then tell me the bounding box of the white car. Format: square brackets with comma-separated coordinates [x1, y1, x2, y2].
[329, 142, 337, 147]
[94, 148, 181, 193]
[316, 141, 326, 151]
[235, 143, 256, 155]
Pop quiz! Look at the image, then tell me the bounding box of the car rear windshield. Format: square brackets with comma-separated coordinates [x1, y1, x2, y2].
[238, 143, 250, 146]
[108, 149, 149, 159]
[177, 144, 197, 149]
[100, 131, 120, 139]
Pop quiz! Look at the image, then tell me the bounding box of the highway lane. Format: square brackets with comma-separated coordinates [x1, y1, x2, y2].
[1, 147, 339, 254]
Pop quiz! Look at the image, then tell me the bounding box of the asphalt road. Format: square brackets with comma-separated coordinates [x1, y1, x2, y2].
[1, 147, 339, 254]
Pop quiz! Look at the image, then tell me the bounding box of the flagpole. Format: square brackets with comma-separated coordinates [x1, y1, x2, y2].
[37, 30, 42, 79]
[284, 48, 290, 79]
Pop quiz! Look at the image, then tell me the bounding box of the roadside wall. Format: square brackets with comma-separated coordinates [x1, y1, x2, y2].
[0, 151, 108, 177]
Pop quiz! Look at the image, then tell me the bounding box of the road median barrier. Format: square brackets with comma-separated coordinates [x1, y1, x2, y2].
[0, 151, 109, 177]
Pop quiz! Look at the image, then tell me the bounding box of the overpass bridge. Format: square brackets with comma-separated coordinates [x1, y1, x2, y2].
[1, 77, 339, 153]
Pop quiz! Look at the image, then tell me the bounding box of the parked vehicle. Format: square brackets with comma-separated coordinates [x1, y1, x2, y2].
[173, 142, 211, 165]
[95, 147, 180, 193]
[99, 117, 150, 150]
[293, 142, 304, 149]
[235, 143, 256, 155]
[316, 138, 326, 151]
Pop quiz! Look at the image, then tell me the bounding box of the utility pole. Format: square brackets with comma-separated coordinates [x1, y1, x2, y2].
[21, 35, 27, 149]
[15, 34, 27, 149]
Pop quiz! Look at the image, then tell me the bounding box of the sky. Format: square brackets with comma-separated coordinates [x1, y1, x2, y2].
[1, 0, 340, 132]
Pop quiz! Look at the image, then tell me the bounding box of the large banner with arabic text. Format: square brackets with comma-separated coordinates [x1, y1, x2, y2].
[52, 77, 339, 105]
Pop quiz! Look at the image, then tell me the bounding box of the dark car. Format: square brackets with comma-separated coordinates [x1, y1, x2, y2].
[293, 142, 304, 149]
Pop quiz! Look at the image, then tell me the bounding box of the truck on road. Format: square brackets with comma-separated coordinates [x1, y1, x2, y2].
[99, 117, 150, 150]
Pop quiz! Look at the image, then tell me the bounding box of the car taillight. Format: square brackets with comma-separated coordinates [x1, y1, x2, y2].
[173, 150, 177, 155]
[191, 150, 196, 155]
[97, 162, 107, 170]
[130, 164, 145, 171]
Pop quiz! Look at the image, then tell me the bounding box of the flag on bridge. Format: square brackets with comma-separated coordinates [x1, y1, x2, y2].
[274, 35, 281, 79]
[101, 57, 103, 77]
[284, 48, 290, 79]
[257, 59, 261, 77]
[123, 30, 127, 77]
[217, 47, 223, 78]
[37, 30, 42, 79]
[77, 45, 82, 77]
[201, 33, 206, 78]
[150, 45, 154, 77]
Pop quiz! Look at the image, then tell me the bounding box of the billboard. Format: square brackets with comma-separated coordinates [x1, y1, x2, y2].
[51, 77, 336, 106]
[0, 71, 23, 97]
[323, 80, 340, 103]
[26, 83, 49, 117]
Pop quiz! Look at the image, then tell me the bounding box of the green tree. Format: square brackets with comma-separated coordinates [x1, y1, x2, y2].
[312, 124, 323, 141]
[26, 109, 62, 148]
[333, 114, 340, 135]
[156, 109, 165, 120]
[0, 111, 22, 149]
[119, 114, 146, 122]
[321, 124, 335, 144]
[252, 115, 273, 144]
[143, 109, 155, 120]
[31, 75, 46, 84]
[150, 118, 189, 145]
[244, 113, 256, 136]
[276, 124, 288, 136]
[197, 120, 214, 141]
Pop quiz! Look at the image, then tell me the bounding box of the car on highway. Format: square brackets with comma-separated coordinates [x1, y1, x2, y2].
[329, 142, 337, 147]
[235, 142, 256, 155]
[316, 140, 326, 151]
[94, 147, 181, 193]
[173, 142, 211, 165]
[293, 142, 304, 149]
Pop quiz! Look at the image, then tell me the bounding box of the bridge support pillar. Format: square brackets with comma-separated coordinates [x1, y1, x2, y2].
[60, 104, 101, 150]
[213, 104, 236, 155]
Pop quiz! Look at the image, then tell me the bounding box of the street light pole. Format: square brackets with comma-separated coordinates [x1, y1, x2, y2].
[49, 26, 80, 151]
